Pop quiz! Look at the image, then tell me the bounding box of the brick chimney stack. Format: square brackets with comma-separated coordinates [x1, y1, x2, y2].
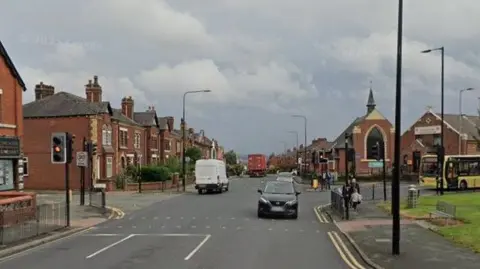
[121, 96, 134, 119]
[34, 82, 55, 100]
[85, 75, 102, 102]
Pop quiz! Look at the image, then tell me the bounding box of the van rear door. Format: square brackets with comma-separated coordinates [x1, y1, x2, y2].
[195, 165, 219, 185]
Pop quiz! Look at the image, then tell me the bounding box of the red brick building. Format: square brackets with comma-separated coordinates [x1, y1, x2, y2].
[328, 89, 394, 176]
[23, 76, 155, 190]
[0, 41, 27, 191]
[400, 107, 480, 173]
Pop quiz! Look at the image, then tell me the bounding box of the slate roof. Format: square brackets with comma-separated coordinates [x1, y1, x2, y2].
[329, 116, 366, 149]
[442, 113, 479, 140]
[0, 40, 27, 91]
[23, 92, 112, 118]
[112, 109, 142, 126]
[134, 111, 158, 127]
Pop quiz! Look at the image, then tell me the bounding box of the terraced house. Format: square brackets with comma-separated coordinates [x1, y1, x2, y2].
[22, 75, 223, 190]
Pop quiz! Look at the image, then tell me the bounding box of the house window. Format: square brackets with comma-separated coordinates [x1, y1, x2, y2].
[102, 125, 112, 146]
[120, 129, 128, 148]
[22, 157, 29, 176]
[106, 157, 113, 178]
[433, 134, 441, 146]
[165, 140, 171, 151]
[134, 133, 141, 149]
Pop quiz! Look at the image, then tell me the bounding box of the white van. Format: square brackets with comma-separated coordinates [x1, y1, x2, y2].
[195, 159, 229, 194]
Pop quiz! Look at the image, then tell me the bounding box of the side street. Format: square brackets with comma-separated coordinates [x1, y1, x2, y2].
[0, 40, 225, 255]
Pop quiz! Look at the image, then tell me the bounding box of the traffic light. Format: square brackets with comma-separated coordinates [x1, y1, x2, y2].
[371, 142, 380, 161]
[66, 133, 74, 163]
[311, 151, 316, 164]
[51, 132, 67, 164]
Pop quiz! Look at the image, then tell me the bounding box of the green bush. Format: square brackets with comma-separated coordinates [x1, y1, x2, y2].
[164, 157, 181, 173]
[139, 165, 171, 182]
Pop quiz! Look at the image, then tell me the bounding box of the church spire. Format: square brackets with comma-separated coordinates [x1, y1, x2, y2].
[366, 80, 376, 114]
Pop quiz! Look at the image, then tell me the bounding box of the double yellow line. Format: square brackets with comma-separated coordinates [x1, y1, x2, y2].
[327, 231, 366, 269]
[107, 207, 125, 220]
[313, 206, 330, 223]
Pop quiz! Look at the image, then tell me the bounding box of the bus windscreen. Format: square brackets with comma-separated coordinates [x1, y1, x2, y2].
[420, 156, 438, 177]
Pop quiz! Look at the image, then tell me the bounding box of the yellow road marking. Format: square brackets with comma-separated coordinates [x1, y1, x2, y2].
[313, 206, 329, 223]
[327, 231, 359, 269]
[332, 231, 366, 269]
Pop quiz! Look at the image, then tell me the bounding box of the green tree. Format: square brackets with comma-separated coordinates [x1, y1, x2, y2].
[185, 147, 202, 163]
[224, 150, 237, 166]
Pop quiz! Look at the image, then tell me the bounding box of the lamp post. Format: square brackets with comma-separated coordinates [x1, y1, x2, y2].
[292, 115, 307, 175]
[459, 88, 475, 154]
[182, 89, 211, 192]
[421, 46, 445, 196]
[392, 0, 404, 256]
[288, 131, 299, 171]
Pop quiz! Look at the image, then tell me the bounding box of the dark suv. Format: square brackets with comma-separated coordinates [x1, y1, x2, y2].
[257, 181, 300, 219]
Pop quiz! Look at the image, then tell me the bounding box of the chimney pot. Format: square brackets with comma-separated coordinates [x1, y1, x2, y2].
[93, 75, 98, 84]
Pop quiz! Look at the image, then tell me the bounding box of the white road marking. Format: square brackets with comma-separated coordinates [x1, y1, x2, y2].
[231, 217, 235, 220]
[176, 226, 181, 229]
[236, 227, 242, 230]
[191, 226, 197, 229]
[268, 228, 272, 231]
[117, 226, 122, 229]
[154, 217, 159, 220]
[222, 226, 226, 229]
[129, 217, 134, 220]
[149, 225, 152, 229]
[180, 217, 184, 219]
[142, 217, 146, 219]
[161, 226, 165, 229]
[86, 234, 135, 259]
[299, 229, 304, 232]
[184, 234, 212, 261]
[285, 229, 288, 232]
[83, 234, 122, 236]
[206, 226, 210, 229]
[192, 217, 196, 219]
[132, 226, 136, 229]
[166, 217, 171, 219]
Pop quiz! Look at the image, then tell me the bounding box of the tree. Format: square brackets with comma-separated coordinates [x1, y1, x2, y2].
[185, 147, 202, 164]
[224, 150, 237, 166]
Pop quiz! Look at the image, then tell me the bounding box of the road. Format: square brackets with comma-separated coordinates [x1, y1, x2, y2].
[1, 175, 366, 269]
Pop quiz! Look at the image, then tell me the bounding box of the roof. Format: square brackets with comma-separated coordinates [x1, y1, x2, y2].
[443, 113, 478, 140]
[157, 117, 169, 130]
[330, 116, 366, 149]
[133, 111, 158, 127]
[23, 92, 112, 118]
[112, 109, 142, 126]
[0, 41, 27, 92]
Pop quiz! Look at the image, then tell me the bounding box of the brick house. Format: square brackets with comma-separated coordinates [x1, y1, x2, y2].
[158, 116, 176, 162]
[23, 78, 114, 190]
[133, 106, 161, 164]
[306, 138, 334, 173]
[400, 107, 480, 173]
[328, 89, 394, 176]
[0, 41, 27, 191]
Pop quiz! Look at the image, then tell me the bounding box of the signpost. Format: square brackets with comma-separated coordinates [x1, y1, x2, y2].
[76, 151, 88, 167]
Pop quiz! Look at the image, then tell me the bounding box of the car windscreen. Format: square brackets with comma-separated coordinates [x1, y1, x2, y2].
[264, 182, 295, 194]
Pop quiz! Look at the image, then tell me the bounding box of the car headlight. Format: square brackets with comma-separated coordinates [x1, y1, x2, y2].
[286, 200, 298, 206]
[259, 197, 270, 204]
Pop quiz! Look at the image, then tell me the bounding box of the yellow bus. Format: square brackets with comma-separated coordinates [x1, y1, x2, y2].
[419, 154, 480, 190]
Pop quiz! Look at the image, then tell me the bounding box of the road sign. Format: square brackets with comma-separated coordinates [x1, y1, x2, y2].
[368, 161, 383, 168]
[298, 158, 302, 164]
[76, 151, 88, 167]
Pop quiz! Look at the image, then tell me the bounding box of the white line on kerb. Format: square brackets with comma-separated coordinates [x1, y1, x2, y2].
[86, 234, 135, 259]
[184, 234, 211, 260]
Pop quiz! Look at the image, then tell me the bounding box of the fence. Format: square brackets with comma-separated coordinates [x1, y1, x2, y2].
[330, 189, 344, 218]
[0, 203, 67, 245]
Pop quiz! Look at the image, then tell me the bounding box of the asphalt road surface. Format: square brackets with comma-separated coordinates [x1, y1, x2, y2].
[1, 175, 365, 269]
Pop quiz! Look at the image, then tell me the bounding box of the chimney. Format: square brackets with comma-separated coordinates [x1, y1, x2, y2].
[85, 75, 102, 102]
[34, 82, 55, 100]
[121, 96, 134, 119]
[165, 116, 174, 130]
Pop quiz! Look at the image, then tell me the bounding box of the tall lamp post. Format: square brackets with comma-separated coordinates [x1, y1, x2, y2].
[421, 46, 445, 195]
[288, 131, 299, 171]
[459, 88, 475, 154]
[182, 89, 211, 191]
[392, 0, 404, 256]
[292, 115, 307, 175]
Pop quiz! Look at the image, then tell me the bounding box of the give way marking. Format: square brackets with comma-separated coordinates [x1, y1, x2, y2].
[84, 233, 211, 261]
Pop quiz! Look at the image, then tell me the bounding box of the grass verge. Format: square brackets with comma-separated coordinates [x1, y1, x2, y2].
[377, 193, 480, 253]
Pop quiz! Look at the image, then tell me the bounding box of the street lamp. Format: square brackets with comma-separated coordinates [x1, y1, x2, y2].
[182, 89, 211, 191]
[392, 0, 404, 256]
[292, 115, 307, 176]
[421, 46, 444, 196]
[459, 88, 475, 154]
[288, 131, 299, 171]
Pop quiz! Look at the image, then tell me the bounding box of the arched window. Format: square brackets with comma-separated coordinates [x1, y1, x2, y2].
[366, 127, 384, 159]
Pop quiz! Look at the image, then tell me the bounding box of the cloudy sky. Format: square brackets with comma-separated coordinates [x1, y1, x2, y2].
[1, 0, 480, 155]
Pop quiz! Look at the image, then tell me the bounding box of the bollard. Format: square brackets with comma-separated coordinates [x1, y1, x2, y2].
[407, 185, 417, 209]
[372, 184, 375, 200]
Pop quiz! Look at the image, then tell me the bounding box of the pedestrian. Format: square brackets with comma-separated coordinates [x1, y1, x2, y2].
[351, 187, 362, 211]
[325, 170, 332, 190]
[342, 179, 352, 210]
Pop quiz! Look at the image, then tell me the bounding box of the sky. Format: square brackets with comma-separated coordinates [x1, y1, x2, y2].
[2, 0, 480, 155]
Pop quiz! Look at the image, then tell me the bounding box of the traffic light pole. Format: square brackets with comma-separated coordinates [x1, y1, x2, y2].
[80, 137, 86, 206]
[382, 142, 387, 201]
[65, 133, 71, 227]
[344, 133, 350, 221]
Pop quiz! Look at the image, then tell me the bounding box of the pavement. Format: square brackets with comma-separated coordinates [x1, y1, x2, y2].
[325, 200, 480, 269]
[0, 175, 373, 269]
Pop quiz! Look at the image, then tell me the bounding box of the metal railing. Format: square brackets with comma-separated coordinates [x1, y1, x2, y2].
[0, 203, 67, 245]
[330, 189, 345, 218]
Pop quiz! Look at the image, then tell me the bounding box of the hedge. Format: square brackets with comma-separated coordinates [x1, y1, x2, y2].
[139, 166, 171, 182]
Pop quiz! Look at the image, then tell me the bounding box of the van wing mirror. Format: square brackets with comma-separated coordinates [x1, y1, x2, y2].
[295, 191, 301, 195]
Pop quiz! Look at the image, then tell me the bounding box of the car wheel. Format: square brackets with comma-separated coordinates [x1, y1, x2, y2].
[292, 211, 298, 219]
[460, 180, 468, 190]
[257, 210, 263, 218]
[225, 185, 229, 191]
[218, 187, 223, 193]
[198, 189, 203, 195]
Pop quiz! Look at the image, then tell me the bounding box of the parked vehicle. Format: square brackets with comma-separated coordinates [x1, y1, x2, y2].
[195, 159, 229, 194]
[247, 154, 267, 177]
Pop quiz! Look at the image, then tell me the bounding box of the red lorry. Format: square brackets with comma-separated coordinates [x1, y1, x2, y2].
[247, 154, 267, 177]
